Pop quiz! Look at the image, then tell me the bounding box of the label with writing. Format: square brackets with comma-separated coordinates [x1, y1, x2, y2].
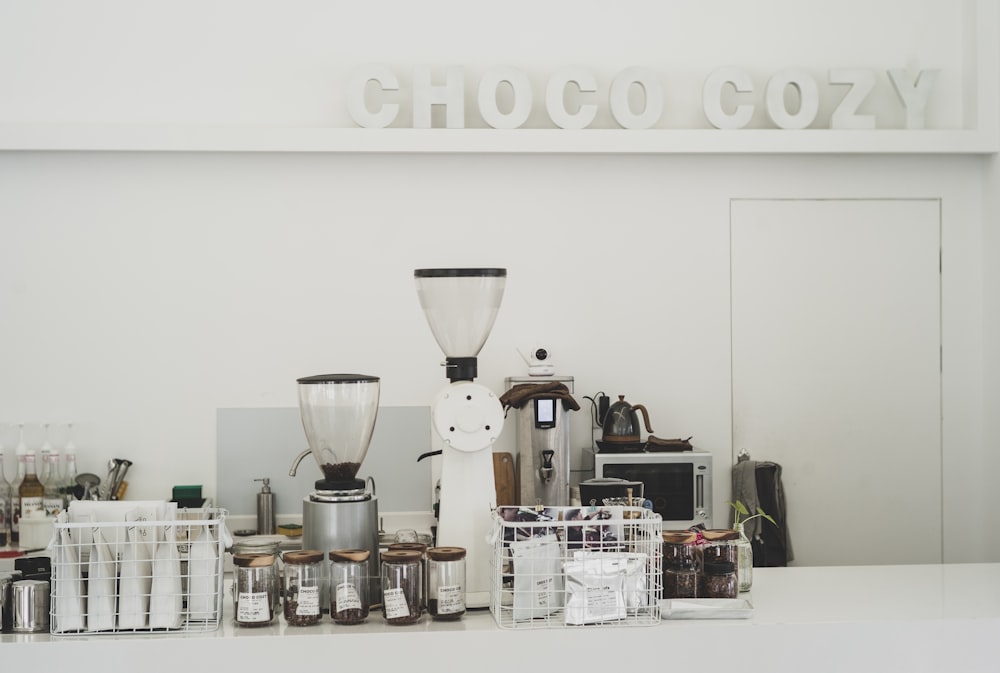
[237, 591, 271, 623]
[534, 575, 555, 608]
[436, 584, 464, 614]
[584, 585, 619, 618]
[336, 583, 362, 611]
[296, 585, 320, 616]
[43, 496, 63, 516]
[383, 587, 411, 620]
[19, 495, 43, 519]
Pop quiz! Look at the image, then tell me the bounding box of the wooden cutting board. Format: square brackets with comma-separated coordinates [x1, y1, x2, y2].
[493, 452, 517, 506]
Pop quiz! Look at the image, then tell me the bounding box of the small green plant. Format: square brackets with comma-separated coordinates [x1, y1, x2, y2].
[728, 500, 777, 528]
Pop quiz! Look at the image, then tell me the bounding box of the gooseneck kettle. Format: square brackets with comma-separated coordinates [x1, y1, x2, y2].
[600, 395, 654, 450]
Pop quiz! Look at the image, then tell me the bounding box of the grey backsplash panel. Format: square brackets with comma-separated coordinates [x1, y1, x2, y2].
[217, 406, 432, 518]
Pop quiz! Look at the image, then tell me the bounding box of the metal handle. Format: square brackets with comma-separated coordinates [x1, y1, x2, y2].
[288, 448, 311, 477]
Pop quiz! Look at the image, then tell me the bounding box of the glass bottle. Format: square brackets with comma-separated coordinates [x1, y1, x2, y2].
[282, 550, 323, 626]
[18, 448, 44, 524]
[232, 553, 278, 627]
[37, 424, 53, 485]
[381, 549, 422, 625]
[735, 522, 754, 592]
[61, 428, 78, 511]
[426, 546, 466, 620]
[10, 424, 28, 545]
[0, 436, 11, 546]
[41, 438, 63, 517]
[329, 549, 370, 625]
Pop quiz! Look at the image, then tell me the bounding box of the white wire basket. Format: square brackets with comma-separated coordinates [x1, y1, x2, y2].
[49, 508, 227, 635]
[490, 505, 662, 629]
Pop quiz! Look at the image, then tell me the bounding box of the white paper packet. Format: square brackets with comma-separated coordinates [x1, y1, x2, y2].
[86, 516, 118, 632]
[118, 512, 154, 629]
[510, 533, 563, 621]
[186, 522, 219, 621]
[51, 512, 86, 633]
[149, 521, 183, 629]
[563, 555, 627, 625]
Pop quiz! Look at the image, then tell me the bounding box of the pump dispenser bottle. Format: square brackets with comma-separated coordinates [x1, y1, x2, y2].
[255, 478, 275, 535]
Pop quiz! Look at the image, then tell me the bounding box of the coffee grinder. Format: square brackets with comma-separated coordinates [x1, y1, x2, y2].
[289, 374, 381, 604]
[414, 268, 506, 608]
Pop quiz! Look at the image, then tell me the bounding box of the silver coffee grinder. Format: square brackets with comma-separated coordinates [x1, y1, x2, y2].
[289, 374, 381, 605]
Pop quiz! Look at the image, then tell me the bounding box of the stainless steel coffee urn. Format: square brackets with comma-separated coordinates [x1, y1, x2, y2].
[504, 376, 575, 507]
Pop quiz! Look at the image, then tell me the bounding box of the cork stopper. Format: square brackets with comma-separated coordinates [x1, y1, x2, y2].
[426, 546, 466, 562]
[329, 548, 372, 563]
[232, 552, 276, 568]
[283, 549, 324, 565]
[662, 530, 700, 545]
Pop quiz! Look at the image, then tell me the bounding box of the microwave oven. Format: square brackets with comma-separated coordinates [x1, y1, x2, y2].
[594, 450, 713, 529]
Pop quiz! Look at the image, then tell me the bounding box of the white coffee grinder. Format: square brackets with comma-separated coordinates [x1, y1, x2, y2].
[289, 373, 382, 604]
[414, 268, 506, 608]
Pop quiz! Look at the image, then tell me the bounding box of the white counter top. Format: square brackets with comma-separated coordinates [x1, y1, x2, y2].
[4, 564, 999, 672]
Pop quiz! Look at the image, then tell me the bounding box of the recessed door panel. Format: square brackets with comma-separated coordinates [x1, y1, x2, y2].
[731, 199, 941, 565]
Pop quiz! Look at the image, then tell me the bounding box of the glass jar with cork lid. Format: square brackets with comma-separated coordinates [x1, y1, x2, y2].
[387, 541, 427, 612]
[329, 549, 371, 625]
[232, 552, 279, 627]
[426, 546, 466, 620]
[282, 550, 323, 626]
[380, 549, 423, 625]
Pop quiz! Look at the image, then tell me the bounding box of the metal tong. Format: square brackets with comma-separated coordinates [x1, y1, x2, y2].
[99, 458, 133, 500]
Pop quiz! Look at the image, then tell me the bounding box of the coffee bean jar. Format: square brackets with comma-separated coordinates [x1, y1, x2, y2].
[700, 529, 740, 565]
[380, 549, 423, 625]
[329, 548, 371, 625]
[232, 553, 279, 627]
[702, 561, 738, 599]
[426, 546, 466, 621]
[387, 542, 427, 612]
[282, 550, 323, 627]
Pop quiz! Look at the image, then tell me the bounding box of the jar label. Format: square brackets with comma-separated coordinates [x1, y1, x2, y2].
[336, 582, 362, 611]
[383, 587, 411, 620]
[436, 584, 464, 614]
[297, 585, 320, 616]
[237, 591, 271, 623]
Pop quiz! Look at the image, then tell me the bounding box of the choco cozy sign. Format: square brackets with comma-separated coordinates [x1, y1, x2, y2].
[346, 65, 939, 131]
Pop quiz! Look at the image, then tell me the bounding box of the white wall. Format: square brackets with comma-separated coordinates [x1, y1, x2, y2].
[0, 1, 995, 562]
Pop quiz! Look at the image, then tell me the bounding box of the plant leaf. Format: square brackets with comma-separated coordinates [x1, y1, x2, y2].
[755, 506, 777, 526]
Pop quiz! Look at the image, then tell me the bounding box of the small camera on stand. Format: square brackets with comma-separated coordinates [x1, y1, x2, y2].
[518, 345, 556, 376]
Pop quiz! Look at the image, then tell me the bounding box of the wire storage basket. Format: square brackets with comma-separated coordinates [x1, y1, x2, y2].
[49, 508, 227, 635]
[490, 505, 662, 629]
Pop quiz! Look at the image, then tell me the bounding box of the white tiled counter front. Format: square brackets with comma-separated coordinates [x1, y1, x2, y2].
[4, 564, 999, 673]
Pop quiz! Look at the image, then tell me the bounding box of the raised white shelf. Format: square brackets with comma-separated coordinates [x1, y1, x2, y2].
[0, 124, 996, 154]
